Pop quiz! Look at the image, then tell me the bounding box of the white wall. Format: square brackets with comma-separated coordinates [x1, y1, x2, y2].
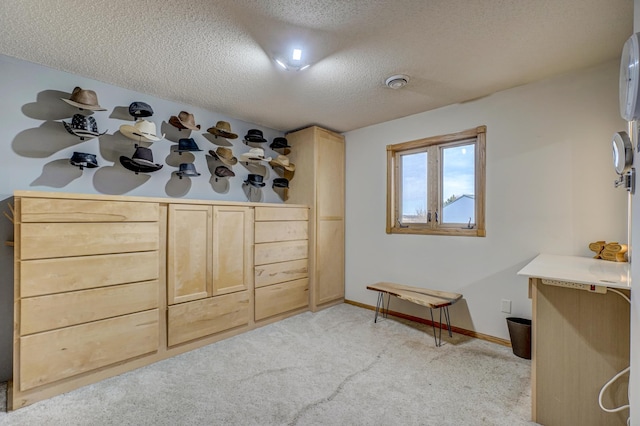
[0, 53, 288, 382]
[344, 60, 628, 341]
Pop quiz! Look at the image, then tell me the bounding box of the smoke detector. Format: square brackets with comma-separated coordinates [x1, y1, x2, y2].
[385, 74, 409, 89]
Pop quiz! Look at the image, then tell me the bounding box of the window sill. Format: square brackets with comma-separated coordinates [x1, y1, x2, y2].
[387, 226, 486, 237]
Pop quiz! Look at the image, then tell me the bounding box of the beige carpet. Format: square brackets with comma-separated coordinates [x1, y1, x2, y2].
[0, 304, 536, 425]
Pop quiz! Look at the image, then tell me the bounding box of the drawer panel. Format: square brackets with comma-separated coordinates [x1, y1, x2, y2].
[20, 198, 160, 223]
[255, 259, 308, 288]
[21, 280, 159, 335]
[168, 291, 250, 347]
[254, 240, 308, 266]
[255, 278, 309, 321]
[255, 207, 308, 222]
[20, 251, 159, 297]
[20, 222, 159, 259]
[20, 198, 159, 222]
[255, 221, 308, 243]
[20, 309, 159, 391]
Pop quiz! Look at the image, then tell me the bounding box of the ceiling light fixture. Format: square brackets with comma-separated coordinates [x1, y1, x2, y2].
[385, 74, 409, 89]
[274, 48, 310, 72]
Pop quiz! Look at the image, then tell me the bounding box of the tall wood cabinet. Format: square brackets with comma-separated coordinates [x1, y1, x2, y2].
[285, 126, 345, 310]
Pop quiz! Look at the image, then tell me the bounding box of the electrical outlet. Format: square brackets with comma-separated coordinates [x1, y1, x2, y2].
[501, 299, 511, 314]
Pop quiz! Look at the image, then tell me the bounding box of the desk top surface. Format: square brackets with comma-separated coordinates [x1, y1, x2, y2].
[517, 254, 630, 290]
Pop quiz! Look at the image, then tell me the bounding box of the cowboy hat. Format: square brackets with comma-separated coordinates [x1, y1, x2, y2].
[61, 87, 107, 111]
[207, 121, 238, 139]
[120, 119, 165, 142]
[63, 114, 107, 140]
[174, 138, 202, 153]
[272, 177, 289, 188]
[244, 129, 267, 143]
[176, 163, 201, 178]
[244, 173, 266, 187]
[69, 152, 99, 169]
[215, 165, 235, 178]
[269, 155, 295, 172]
[169, 111, 201, 131]
[129, 101, 154, 118]
[239, 147, 272, 162]
[120, 146, 163, 173]
[208, 147, 237, 166]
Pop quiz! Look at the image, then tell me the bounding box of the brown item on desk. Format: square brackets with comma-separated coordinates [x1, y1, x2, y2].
[588, 240, 605, 258]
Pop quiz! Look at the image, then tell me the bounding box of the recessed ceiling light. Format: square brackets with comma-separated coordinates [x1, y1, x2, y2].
[385, 74, 409, 89]
[292, 49, 302, 61]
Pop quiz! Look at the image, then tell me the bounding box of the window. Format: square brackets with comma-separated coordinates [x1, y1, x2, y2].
[386, 126, 486, 236]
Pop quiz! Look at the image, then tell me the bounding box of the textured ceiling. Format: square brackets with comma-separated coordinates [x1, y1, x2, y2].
[0, 0, 633, 133]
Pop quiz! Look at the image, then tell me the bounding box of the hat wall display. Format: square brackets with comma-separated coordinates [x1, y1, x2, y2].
[270, 137, 291, 150]
[129, 102, 154, 118]
[244, 129, 267, 143]
[175, 138, 202, 153]
[207, 121, 238, 139]
[209, 147, 237, 166]
[214, 165, 235, 178]
[61, 86, 107, 111]
[269, 155, 295, 172]
[239, 147, 272, 162]
[176, 163, 201, 178]
[272, 177, 289, 188]
[120, 119, 165, 142]
[69, 152, 99, 170]
[169, 111, 201, 131]
[63, 114, 107, 140]
[244, 173, 266, 187]
[120, 146, 163, 173]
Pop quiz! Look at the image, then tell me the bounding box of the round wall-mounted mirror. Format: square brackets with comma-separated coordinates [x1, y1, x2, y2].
[612, 131, 632, 175]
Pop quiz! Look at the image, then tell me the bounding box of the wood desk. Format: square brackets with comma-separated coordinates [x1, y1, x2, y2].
[518, 254, 630, 426]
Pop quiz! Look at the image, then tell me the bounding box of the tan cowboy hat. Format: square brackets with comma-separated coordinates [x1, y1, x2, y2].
[209, 147, 238, 166]
[61, 86, 107, 111]
[119, 119, 165, 142]
[207, 121, 238, 139]
[269, 155, 295, 172]
[239, 147, 271, 162]
[169, 111, 201, 131]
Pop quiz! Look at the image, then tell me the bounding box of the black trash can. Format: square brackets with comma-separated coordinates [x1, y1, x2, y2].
[506, 317, 531, 359]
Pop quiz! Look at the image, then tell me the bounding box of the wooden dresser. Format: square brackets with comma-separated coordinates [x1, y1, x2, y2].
[9, 191, 309, 410]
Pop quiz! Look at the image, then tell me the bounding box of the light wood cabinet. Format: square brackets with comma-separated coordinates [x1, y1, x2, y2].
[13, 195, 161, 407]
[166, 204, 253, 346]
[254, 206, 309, 321]
[285, 126, 345, 310]
[10, 191, 307, 410]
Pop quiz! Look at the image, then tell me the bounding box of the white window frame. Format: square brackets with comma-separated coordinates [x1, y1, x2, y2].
[386, 126, 486, 237]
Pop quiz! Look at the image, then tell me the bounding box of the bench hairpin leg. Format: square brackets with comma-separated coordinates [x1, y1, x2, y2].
[385, 293, 390, 319]
[374, 292, 383, 323]
[444, 306, 453, 337]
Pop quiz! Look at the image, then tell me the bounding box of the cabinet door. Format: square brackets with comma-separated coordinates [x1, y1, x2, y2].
[211, 206, 253, 296]
[316, 218, 345, 305]
[167, 204, 212, 304]
[316, 130, 345, 219]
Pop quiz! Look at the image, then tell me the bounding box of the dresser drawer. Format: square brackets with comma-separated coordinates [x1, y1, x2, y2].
[21, 280, 159, 335]
[254, 240, 308, 266]
[255, 259, 308, 288]
[167, 291, 250, 347]
[19, 309, 159, 391]
[20, 251, 159, 297]
[255, 278, 309, 321]
[20, 222, 159, 259]
[255, 206, 308, 222]
[255, 220, 308, 243]
[20, 198, 159, 222]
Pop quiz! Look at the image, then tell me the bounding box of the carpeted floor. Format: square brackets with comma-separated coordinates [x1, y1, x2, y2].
[0, 304, 536, 425]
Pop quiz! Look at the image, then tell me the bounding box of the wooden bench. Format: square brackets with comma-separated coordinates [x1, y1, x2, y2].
[366, 282, 463, 347]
